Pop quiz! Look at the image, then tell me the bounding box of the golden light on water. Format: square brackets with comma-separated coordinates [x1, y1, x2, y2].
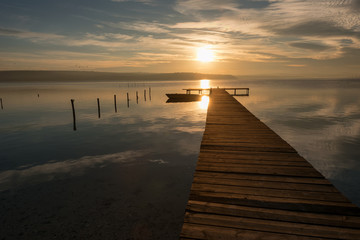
[199, 95, 210, 109]
[200, 79, 210, 89]
[197, 46, 215, 62]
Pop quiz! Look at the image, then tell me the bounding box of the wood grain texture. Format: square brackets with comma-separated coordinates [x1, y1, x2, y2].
[180, 88, 360, 239]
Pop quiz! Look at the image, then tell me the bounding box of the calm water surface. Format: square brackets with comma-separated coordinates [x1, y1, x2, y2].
[0, 79, 359, 239]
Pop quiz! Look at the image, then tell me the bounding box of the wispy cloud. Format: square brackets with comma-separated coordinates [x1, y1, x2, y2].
[288, 42, 332, 51]
[0, 27, 64, 41]
[103, 21, 169, 33]
[175, 0, 240, 15]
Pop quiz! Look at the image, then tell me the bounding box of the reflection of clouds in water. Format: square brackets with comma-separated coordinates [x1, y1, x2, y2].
[241, 86, 360, 183]
[173, 126, 204, 133]
[0, 150, 146, 191]
[149, 159, 168, 164]
[286, 119, 360, 178]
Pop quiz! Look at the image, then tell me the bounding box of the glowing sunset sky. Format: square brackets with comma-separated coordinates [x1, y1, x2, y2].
[0, 0, 360, 77]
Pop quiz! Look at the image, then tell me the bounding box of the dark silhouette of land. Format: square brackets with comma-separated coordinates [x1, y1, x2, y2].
[0, 71, 236, 82]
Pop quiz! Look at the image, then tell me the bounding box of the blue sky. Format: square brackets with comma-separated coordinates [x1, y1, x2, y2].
[0, 0, 360, 77]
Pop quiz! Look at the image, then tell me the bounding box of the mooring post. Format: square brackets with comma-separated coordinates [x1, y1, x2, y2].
[144, 89, 146, 101]
[136, 91, 139, 104]
[114, 94, 117, 113]
[97, 98, 101, 118]
[71, 99, 76, 131]
[127, 93, 130, 108]
[149, 87, 151, 101]
[0, 98, 3, 110]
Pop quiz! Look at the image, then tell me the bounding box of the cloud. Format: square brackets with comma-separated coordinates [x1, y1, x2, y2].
[0, 150, 146, 191]
[274, 20, 359, 38]
[174, 0, 240, 15]
[289, 42, 332, 51]
[0, 27, 64, 40]
[104, 21, 169, 33]
[352, 0, 360, 10]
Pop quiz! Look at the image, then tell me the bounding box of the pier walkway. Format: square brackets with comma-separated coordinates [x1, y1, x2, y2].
[180, 88, 360, 239]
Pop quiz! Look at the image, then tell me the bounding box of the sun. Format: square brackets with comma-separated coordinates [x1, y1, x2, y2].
[196, 46, 215, 62]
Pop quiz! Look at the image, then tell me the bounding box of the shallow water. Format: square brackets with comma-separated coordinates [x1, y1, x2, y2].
[0, 79, 359, 239]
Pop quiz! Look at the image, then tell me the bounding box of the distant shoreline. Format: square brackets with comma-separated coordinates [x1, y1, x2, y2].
[0, 71, 237, 82]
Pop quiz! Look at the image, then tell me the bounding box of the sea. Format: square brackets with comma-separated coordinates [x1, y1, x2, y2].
[0, 78, 359, 239]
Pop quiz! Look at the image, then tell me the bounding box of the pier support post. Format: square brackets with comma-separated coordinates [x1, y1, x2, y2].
[114, 95, 117, 113]
[136, 91, 139, 104]
[71, 99, 76, 131]
[144, 89, 146, 101]
[0, 98, 3, 110]
[127, 93, 130, 108]
[97, 98, 101, 118]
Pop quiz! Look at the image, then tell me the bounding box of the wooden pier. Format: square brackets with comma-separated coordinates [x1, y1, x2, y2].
[180, 88, 360, 239]
[183, 88, 249, 96]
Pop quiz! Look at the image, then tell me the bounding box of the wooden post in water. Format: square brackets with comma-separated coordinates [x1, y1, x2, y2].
[127, 93, 130, 108]
[97, 98, 101, 118]
[0, 98, 3, 110]
[149, 87, 151, 101]
[144, 89, 146, 101]
[114, 94, 117, 113]
[136, 91, 139, 104]
[71, 99, 76, 131]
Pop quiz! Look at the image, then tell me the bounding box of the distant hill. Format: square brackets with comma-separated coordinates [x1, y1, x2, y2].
[0, 71, 236, 82]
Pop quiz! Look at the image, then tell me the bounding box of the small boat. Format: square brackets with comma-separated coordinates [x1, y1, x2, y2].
[166, 93, 202, 103]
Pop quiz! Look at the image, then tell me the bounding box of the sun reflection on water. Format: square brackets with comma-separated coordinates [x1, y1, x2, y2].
[200, 79, 210, 89]
[199, 95, 210, 110]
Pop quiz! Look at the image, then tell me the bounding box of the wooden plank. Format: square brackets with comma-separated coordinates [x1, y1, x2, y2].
[184, 212, 360, 239]
[181, 223, 328, 240]
[190, 190, 360, 215]
[186, 200, 360, 229]
[193, 171, 332, 185]
[199, 150, 309, 161]
[198, 158, 313, 167]
[196, 160, 314, 169]
[192, 176, 339, 193]
[190, 183, 349, 202]
[200, 145, 297, 153]
[180, 89, 360, 239]
[195, 165, 323, 178]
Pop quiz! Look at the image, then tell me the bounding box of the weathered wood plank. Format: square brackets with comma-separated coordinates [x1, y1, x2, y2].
[192, 176, 339, 193]
[194, 171, 332, 185]
[190, 183, 349, 202]
[181, 223, 329, 240]
[186, 200, 360, 229]
[198, 158, 312, 167]
[190, 188, 360, 215]
[184, 212, 360, 239]
[199, 150, 309, 161]
[195, 165, 323, 178]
